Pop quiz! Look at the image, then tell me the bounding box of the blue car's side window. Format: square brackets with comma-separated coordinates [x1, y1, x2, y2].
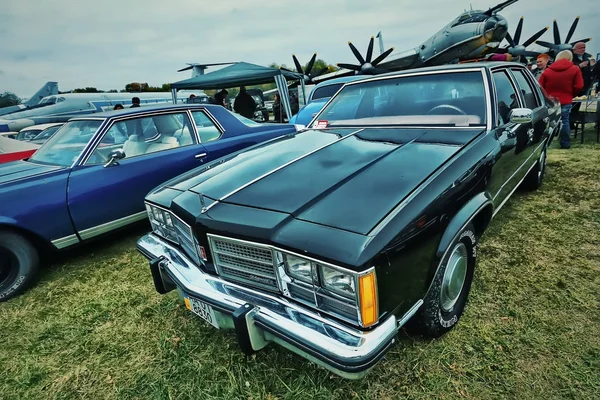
[85, 112, 196, 165]
[191, 111, 222, 143]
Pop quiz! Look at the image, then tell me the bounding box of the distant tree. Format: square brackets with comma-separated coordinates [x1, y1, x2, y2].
[73, 87, 102, 93]
[0, 92, 22, 107]
[124, 82, 172, 92]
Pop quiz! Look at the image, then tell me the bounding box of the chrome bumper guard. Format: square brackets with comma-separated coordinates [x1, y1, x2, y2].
[137, 232, 399, 379]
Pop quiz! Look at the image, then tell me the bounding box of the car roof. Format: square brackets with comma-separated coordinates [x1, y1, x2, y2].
[68, 103, 219, 121]
[20, 122, 64, 131]
[315, 75, 367, 87]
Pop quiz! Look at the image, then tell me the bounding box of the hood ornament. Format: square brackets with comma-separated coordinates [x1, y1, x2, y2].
[200, 193, 207, 213]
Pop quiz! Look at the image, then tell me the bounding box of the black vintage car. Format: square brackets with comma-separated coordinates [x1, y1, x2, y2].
[137, 62, 562, 379]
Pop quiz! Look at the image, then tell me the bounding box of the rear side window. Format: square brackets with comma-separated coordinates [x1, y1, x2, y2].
[311, 83, 344, 101]
[492, 71, 520, 125]
[511, 69, 539, 110]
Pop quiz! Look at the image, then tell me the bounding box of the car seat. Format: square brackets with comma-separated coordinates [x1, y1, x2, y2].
[146, 135, 180, 153]
[122, 135, 151, 157]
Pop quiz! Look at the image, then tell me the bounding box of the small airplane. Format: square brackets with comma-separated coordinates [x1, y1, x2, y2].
[0, 91, 178, 133]
[308, 0, 543, 83]
[0, 81, 59, 116]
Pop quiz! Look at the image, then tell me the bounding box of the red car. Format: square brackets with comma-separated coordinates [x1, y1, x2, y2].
[0, 136, 40, 164]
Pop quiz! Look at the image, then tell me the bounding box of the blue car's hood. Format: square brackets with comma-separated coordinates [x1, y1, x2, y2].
[290, 99, 329, 125]
[0, 160, 63, 185]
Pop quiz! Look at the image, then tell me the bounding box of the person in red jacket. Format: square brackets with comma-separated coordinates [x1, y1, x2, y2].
[539, 50, 584, 149]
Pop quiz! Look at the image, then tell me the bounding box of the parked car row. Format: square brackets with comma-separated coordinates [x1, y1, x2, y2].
[0, 62, 561, 379]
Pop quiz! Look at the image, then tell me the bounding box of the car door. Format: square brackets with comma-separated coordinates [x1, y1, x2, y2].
[66, 110, 207, 240]
[508, 67, 549, 153]
[486, 68, 536, 208]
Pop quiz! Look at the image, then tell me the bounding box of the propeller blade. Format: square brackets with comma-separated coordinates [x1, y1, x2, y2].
[337, 63, 362, 72]
[348, 42, 365, 65]
[505, 32, 517, 48]
[514, 17, 524, 44]
[371, 47, 395, 66]
[177, 66, 193, 72]
[366, 36, 375, 63]
[522, 26, 549, 47]
[292, 54, 304, 75]
[570, 38, 591, 45]
[553, 20, 561, 45]
[565, 16, 579, 43]
[536, 40, 559, 50]
[305, 53, 317, 76]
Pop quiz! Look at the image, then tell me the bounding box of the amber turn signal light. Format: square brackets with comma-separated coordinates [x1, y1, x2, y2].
[359, 271, 378, 327]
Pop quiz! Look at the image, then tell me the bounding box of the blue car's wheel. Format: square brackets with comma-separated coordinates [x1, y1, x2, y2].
[0, 231, 39, 302]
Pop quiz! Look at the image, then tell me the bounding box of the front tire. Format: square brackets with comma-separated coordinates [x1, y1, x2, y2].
[0, 231, 39, 302]
[408, 223, 477, 338]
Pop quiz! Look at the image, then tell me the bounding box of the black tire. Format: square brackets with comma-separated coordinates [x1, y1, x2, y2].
[407, 222, 477, 338]
[0, 231, 39, 302]
[521, 146, 547, 191]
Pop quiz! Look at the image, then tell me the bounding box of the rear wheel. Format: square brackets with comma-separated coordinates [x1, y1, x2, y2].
[521, 147, 547, 191]
[407, 223, 477, 338]
[0, 231, 39, 302]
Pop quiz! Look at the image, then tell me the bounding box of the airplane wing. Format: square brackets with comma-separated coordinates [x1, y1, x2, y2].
[484, 0, 519, 16]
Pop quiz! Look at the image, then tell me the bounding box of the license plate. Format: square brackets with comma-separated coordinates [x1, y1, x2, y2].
[184, 296, 219, 329]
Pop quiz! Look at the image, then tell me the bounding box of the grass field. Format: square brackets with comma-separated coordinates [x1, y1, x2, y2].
[1, 128, 599, 400]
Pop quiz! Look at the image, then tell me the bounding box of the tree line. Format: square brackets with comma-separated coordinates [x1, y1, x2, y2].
[0, 58, 338, 107]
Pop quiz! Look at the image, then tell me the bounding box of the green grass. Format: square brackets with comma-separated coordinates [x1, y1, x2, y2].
[1, 128, 599, 400]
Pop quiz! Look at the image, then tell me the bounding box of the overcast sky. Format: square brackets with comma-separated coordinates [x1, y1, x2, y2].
[1, 0, 597, 98]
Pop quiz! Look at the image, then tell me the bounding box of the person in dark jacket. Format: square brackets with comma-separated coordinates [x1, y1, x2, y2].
[233, 86, 256, 119]
[539, 50, 584, 149]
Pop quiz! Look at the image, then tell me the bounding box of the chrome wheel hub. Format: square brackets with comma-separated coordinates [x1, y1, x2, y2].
[440, 243, 468, 312]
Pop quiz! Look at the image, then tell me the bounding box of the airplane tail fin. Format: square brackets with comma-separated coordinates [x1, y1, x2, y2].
[23, 81, 59, 106]
[484, 0, 519, 16]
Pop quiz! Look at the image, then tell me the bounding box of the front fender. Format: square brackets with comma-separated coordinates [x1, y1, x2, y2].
[435, 191, 493, 260]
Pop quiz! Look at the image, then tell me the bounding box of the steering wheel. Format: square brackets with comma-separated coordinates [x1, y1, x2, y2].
[427, 104, 467, 115]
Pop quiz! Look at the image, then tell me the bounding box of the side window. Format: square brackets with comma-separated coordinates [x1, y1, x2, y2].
[191, 111, 222, 143]
[511, 69, 539, 110]
[85, 112, 195, 164]
[492, 71, 520, 125]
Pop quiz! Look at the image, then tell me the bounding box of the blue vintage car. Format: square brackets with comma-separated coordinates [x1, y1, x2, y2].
[0, 104, 299, 301]
[289, 76, 366, 125]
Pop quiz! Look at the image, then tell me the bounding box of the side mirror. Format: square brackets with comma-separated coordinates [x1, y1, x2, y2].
[104, 148, 126, 168]
[509, 108, 533, 124]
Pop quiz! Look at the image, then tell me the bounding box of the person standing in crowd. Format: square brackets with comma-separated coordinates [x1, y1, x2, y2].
[233, 86, 257, 119]
[539, 50, 584, 149]
[130, 97, 140, 108]
[213, 89, 228, 107]
[571, 42, 592, 95]
[533, 53, 550, 80]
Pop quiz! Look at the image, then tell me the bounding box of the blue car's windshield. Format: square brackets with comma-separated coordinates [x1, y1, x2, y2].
[29, 120, 103, 166]
[311, 71, 487, 127]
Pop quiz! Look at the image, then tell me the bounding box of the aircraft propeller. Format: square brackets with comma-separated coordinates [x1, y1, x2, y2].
[336, 36, 395, 75]
[496, 16, 548, 61]
[280, 53, 329, 84]
[535, 17, 592, 57]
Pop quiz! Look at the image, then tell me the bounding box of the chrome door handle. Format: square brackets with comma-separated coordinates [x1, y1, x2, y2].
[195, 153, 207, 159]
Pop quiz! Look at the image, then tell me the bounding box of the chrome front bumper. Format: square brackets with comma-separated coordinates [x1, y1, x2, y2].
[137, 232, 400, 379]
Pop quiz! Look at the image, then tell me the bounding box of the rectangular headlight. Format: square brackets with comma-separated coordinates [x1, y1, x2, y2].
[146, 203, 178, 243]
[284, 254, 318, 284]
[320, 265, 356, 299]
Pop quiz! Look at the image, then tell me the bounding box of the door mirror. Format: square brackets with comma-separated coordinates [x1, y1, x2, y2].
[104, 148, 126, 168]
[509, 108, 533, 124]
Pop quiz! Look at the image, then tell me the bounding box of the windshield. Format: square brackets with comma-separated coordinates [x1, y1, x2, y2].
[29, 120, 103, 166]
[230, 111, 261, 127]
[311, 71, 487, 128]
[33, 125, 61, 140]
[17, 129, 42, 141]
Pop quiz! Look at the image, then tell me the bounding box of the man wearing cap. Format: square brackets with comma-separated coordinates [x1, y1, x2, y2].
[533, 54, 550, 80]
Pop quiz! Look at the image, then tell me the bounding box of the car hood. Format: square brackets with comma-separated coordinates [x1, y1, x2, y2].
[177, 127, 482, 235]
[0, 135, 40, 154]
[0, 160, 63, 185]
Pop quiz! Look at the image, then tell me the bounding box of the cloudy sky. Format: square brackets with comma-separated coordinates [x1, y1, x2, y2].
[1, 0, 597, 98]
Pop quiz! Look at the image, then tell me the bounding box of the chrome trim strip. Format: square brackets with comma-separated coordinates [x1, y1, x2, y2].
[51, 234, 80, 249]
[137, 232, 398, 378]
[397, 299, 424, 327]
[491, 140, 546, 201]
[201, 128, 365, 213]
[78, 211, 147, 240]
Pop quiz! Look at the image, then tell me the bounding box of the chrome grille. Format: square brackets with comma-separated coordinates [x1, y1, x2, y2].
[172, 216, 201, 264]
[208, 235, 278, 291]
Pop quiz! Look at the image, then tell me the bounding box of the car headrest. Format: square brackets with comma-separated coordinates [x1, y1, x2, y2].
[128, 134, 143, 142]
[161, 136, 178, 144]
